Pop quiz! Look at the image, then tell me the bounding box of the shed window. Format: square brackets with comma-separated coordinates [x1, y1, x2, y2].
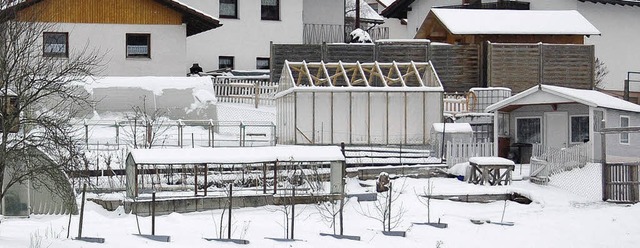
[516, 117, 541, 144]
[219, 56, 234, 69]
[43, 32, 68, 58]
[261, 0, 280, 20]
[620, 116, 630, 144]
[570, 116, 589, 143]
[126, 34, 150, 58]
[220, 0, 237, 18]
[256, 57, 270, 70]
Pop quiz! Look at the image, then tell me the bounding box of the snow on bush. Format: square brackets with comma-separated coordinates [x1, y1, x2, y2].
[349, 28, 372, 43]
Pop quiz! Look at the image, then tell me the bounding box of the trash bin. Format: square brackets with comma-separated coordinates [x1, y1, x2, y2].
[510, 143, 533, 164]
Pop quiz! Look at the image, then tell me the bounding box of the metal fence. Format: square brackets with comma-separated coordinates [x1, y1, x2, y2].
[81, 119, 276, 155]
[303, 23, 389, 44]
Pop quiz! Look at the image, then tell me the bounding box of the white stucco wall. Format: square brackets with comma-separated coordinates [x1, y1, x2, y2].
[578, 2, 640, 91]
[54, 23, 187, 76]
[303, 0, 344, 25]
[182, 0, 304, 72]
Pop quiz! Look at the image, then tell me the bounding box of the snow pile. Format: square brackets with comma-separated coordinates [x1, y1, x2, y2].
[349, 28, 372, 43]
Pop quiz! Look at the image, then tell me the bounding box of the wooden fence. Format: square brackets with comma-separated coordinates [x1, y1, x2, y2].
[272, 42, 595, 94]
[428, 44, 480, 92]
[603, 163, 640, 203]
[443, 95, 468, 114]
[529, 141, 593, 182]
[488, 43, 594, 93]
[445, 141, 494, 167]
[213, 76, 278, 107]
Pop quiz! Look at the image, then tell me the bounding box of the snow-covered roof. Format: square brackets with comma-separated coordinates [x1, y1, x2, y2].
[346, 0, 385, 23]
[430, 9, 600, 35]
[469, 156, 515, 166]
[81, 76, 215, 99]
[486, 85, 640, 113]
[1, 0, 220, 36]
[128, 146, 345, 164]
[431, 123, 473, 133]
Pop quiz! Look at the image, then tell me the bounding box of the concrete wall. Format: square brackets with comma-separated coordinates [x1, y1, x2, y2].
[54, 23, 187, 76]
[182, 0, 304, 72]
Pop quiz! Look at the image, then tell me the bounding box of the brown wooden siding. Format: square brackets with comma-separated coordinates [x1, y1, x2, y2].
[17, 0, 182, 25]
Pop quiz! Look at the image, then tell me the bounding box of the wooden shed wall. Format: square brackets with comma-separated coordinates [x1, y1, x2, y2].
[18, 0, 182, 25]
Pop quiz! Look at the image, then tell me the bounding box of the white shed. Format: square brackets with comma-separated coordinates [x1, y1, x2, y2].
[275, 61, 444, 145]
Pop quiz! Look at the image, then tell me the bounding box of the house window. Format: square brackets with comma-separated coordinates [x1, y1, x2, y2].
[219, 0, 237, 18]
[43, 32, 68, 57]
[261, 0, 280, 20]
[620, 116, 630, 144]
[570, 116, 589, 143]
[219, 56, 234, 69]
[126, 34, 150, 58]
[516, 117, 541, 144]
[256, 57, 270, 70]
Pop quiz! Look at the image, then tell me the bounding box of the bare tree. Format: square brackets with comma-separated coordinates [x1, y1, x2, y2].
[121, 96, 169, 149]
[0, 3, 103, 208]
[594, 57, 609, 89]
[357, 177, 407, 232]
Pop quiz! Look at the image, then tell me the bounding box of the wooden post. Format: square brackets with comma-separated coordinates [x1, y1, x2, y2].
[601, 132, 608, 201]
[630, 164, 639, 203]
[274, 160, 278, 194]
[194, 165, 198, 196]
[263, 163, 267, 194]
[254, 82, 259, 109]
[204, 164, 208, 196]
[228, 184, 232, 239]
[77, 184, 87, 238]
[152, 192, 156, 236]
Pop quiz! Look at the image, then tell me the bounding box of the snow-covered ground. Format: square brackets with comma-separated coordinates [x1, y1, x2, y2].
[2, 166, 639, 248]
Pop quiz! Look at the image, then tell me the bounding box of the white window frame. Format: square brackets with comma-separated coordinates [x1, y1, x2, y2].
[569, 115, 590, 144]
[515, 116, 542, 144]
[620, 115, 630, 144]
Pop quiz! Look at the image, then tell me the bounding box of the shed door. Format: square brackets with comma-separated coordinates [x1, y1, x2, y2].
[544, 112, 568, 149]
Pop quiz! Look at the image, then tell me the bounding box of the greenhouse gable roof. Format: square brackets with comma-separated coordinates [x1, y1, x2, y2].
[275, 61, 444, 98]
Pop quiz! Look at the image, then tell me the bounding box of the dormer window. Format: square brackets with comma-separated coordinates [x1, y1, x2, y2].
[43, 32, 68, 58]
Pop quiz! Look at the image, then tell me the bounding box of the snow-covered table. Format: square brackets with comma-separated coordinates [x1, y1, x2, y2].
[468, 157, 515, 186]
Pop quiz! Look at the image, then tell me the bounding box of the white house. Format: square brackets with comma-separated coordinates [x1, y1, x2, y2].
[380, 0, 640, 91]
[4, 0, 221, 77]
[180, 0, 347, 72]
[486, 84, 640, 163]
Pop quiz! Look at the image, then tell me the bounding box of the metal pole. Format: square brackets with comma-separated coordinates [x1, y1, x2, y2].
[228, 184, 233, 239]
[355, 0, 361, 29]
[274, 161, 278, 194]
[387, 181, 392, 232]
[152, 192, 156, 235]
[291, 185, 295, 240]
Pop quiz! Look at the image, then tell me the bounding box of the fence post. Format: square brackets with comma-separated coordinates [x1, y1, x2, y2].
[601, 132, 608, 201]
[254, 81, 260, 109]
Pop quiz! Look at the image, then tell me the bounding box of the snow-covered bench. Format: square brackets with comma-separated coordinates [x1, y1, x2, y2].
[468, 157, 515, 186]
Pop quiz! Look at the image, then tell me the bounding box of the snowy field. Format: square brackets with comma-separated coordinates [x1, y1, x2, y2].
[2, 165, 639, 248]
